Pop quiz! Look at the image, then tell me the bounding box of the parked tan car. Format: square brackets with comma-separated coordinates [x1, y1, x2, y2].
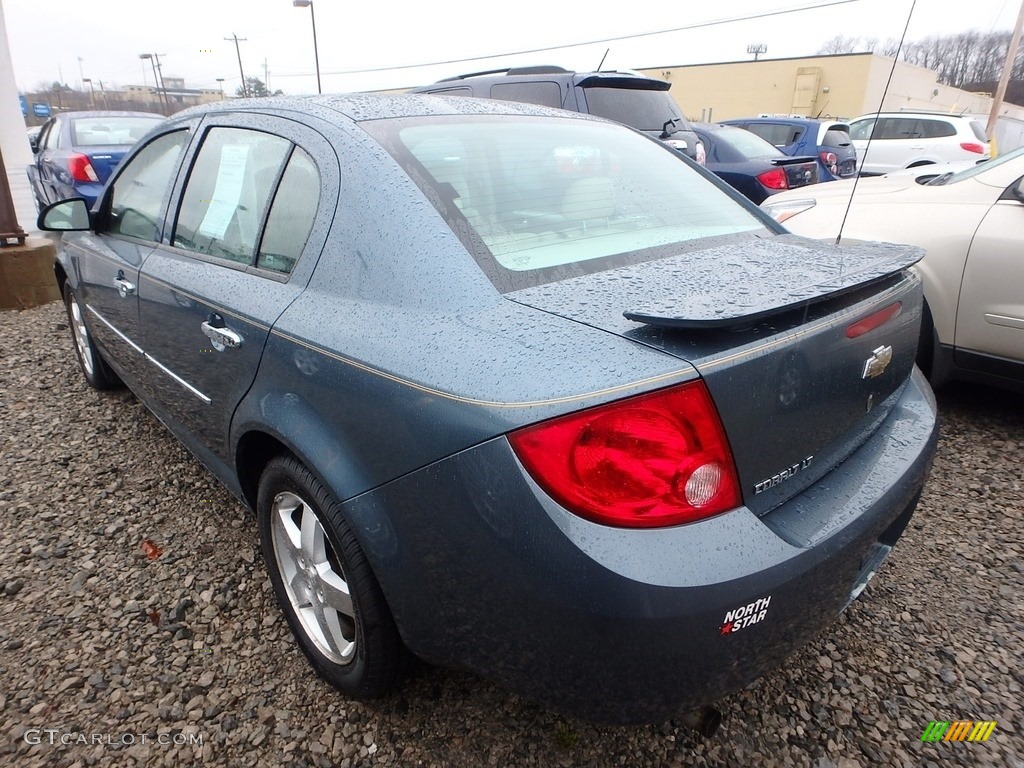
[762, 148, 1024, 392]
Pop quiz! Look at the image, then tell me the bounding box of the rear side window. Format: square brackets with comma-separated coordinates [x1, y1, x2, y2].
[875, 118, 919, 139]
[490, 82, 562, 109]
[107, 130, 189, 242]
[369, 115, 765, 292]
[173, 127, 291, 265]
[743, 123, 803, 148]
[920, 119, 956, 138]
[256, 147, 320, 274]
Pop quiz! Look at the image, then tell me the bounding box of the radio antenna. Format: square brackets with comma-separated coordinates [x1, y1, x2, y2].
[596, 48, 610, 71]
[836, 0, 917, 245]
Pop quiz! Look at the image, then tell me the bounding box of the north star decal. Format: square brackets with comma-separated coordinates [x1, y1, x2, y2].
[720, 596, 771, 635]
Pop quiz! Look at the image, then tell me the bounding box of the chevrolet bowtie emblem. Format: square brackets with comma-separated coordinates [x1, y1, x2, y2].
[862, 345, 893, 379]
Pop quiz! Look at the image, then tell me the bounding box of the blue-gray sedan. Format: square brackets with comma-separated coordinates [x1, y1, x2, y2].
[40, 94, 938, 725]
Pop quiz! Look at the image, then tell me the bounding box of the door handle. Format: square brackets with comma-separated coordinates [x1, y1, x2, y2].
[113, 272, 136, 297]
[201, 314, 243, 351]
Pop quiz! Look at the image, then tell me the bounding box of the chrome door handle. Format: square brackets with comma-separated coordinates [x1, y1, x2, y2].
[114, 277, 136, 297]
[201, 319, 243, 351]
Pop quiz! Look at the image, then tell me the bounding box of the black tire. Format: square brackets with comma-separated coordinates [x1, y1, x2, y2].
[257, 454, 408, 698]
[62, 282, 122, 390]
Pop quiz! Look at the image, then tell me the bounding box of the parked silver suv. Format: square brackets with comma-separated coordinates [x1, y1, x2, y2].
[848, 112, 990, 175]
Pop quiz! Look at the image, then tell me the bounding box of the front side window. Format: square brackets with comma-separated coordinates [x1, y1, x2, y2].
[107, 130, 189, 241]
[173, 127, 291, 264]
[368, 115, 766, 291]
[849, 119, 874, 141]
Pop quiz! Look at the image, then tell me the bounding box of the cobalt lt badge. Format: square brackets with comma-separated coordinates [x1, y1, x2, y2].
[862, 345, 893, 380]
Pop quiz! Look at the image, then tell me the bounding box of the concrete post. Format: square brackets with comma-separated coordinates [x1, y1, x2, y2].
[0, 0, 59, 309]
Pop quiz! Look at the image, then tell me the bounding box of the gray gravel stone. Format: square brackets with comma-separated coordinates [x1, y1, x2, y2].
[1, 301, 1022, 768]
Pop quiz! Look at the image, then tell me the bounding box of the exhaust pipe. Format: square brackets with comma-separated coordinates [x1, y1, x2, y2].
[681, 706, 722, 738]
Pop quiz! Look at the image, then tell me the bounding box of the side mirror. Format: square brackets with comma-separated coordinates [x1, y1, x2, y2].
[38, 198, 92, 232]
[1011, 178, 1024, 204]
[29, 137, 39, 153]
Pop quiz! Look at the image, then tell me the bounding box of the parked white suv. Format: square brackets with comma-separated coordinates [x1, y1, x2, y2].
[848, 112, 990, 175]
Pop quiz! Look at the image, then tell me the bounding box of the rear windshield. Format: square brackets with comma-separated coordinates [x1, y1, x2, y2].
[580, 87, 687, 132]
[705, 126, 783, 161]
[367, 115, 766, 292]
[744, 123, 804, 148]
[821, 126, 852, 147]
[71, 116, 162, 146]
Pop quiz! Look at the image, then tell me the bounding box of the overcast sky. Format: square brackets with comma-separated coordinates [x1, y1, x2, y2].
[4, 0, 1021, 96]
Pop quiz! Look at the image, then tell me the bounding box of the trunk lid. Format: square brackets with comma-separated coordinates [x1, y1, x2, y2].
[508, 233, 925, 515]
[83, 147, 129, 184]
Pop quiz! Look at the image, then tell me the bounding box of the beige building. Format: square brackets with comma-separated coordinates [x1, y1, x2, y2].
[638, 52, 1024, 150]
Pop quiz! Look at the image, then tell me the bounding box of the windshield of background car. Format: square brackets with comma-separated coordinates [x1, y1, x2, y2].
[367, 115, 767, 292]
[579, 87, 685, 132]
[71, 117, 163, 146]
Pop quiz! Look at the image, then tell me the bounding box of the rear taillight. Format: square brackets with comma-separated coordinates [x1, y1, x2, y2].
[846, 301, 903, 338]
[960, 142, 985, 154]
[509, 381, 741, 528]
[756, 167, 789, 190]
[68, 154, 99, 183]
[819, 151, 838, 173]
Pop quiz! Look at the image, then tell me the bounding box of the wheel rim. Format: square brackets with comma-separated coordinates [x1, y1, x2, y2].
[270, 491, 356, 665]
[69, 295, 95, 376]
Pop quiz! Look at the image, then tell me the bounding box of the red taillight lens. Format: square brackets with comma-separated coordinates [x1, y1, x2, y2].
[819, 151, 838, 172]
[509, 381, 741, 528]
[68, 154, 99, 183]
[757, 167, 789, 190]
[960, 142, 985, 154]
[846, 301, 903, 338]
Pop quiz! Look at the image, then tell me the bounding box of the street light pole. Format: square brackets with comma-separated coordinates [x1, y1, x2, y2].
[293, 0, 321, 94]
[82, 77, 95, 109]
[216, 78, 225, 100]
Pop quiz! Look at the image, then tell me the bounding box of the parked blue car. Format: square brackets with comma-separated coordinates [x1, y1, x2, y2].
[26, 110, 163, 211]
[721, 117, 857, 181]
[40, 94, 937, 725]
[692, 122, 819, 203]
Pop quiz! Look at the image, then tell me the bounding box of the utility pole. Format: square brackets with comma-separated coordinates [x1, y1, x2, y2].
[226, 34, 248, 97]
[986, 0, 1024, 144]
[264, 58, 269, 94]
[153, 53, 169, 111]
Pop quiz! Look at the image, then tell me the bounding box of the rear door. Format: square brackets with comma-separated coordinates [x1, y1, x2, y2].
[136, 113, 334, 460]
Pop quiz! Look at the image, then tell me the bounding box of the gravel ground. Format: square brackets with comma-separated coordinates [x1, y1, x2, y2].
[0, 300, 1021, 768]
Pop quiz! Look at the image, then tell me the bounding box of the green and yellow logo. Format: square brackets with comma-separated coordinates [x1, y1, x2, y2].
[921, 721, 997, 742]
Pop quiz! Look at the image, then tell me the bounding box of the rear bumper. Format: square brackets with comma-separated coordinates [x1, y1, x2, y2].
[344, 368, 938, 724]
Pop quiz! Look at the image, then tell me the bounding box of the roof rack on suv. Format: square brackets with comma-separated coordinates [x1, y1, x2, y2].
[438, 65, 570, 82]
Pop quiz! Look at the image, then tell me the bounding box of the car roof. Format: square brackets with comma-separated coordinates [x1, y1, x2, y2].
[851, 112, 976, 121]
[56, 110, 164, 120]
[174, 92, 598, 124]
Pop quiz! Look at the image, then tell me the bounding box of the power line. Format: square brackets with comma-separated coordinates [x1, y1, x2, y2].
[271, 0, 859, 79]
